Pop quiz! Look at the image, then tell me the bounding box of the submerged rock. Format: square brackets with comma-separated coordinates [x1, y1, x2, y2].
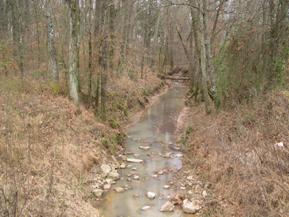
[160, 201, 174, 212]
[182, 199, 202, 214]
[139, 146, 151, 151]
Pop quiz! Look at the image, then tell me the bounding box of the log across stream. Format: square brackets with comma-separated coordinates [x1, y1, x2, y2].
[99, 84, 188, 217]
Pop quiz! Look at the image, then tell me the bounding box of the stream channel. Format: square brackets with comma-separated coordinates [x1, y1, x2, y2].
[100, 84, 188, 217]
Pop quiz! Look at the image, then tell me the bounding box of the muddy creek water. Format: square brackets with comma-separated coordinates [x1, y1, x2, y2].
[100, 85, 187, 217]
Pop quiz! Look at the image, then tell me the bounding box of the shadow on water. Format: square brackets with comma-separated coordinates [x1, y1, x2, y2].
[100, 84, 187, 217]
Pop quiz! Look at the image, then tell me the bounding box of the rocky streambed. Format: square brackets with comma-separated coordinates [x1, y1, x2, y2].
[89, 85, 208, 216]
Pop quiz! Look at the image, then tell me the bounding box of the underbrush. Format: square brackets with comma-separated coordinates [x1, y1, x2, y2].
[0, 78, 121, 217]
[182, 90, 289, 217]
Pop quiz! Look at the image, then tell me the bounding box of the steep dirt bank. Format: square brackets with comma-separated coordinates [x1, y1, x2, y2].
[176, 91, 289, 217]
[0, 74, 166, 217]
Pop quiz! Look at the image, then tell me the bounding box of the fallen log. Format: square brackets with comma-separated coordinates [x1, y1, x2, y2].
[158, 74, 190, 81]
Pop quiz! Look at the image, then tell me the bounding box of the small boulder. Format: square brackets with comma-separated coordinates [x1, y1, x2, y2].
[187, 176, 194, 181]
[182, 199, 202, 214]
[103, 184, 111, 190]
[127, 158, 143, 163]
[202, 190, 208, 198]
[146, 191, 156, 200]
[160, 201, 174, 212]
[101, 164, 112, 175]
[92, 189, 104, 198]
[105, 178, 114, 185]
[120, 163, 126, 169]
[108, 170, 120, 181]
[133, 175, 140, 180]
[141, 205, 151, 211]
[114, 187, 125, 193]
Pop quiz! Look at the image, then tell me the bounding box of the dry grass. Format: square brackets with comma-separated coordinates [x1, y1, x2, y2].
[0, 73, 164, 217]
[181, 91, 289, 217]
[105, 72, 164, 124]
[0, 78, 120, 217]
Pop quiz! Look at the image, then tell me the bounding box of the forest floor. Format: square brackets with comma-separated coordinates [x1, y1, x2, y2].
[175, 90, 289, 217]
[0, 74, 165, 217]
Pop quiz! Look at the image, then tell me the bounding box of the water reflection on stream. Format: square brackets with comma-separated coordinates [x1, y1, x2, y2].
[100, 84, 186, 217]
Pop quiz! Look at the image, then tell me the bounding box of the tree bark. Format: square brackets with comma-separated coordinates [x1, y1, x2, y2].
[88, 0, 93, 97]
[67, 0, 81, 104]
[47, 0, 59, 83]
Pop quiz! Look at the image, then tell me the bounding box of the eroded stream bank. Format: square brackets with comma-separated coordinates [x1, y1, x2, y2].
[99, 84, 188, 216]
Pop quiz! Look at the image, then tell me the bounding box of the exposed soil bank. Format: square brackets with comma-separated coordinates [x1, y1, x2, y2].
[176, 91, 289, 217]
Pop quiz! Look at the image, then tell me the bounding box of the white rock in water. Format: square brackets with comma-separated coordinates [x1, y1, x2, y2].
[120, 163, 126, 169]
[103, 184, 111, 190]
[139, 146, 151, 151]
[101, 164, 112, 175]
[92, 189, 104, 198]
[114, 187, 125, 193]
[105, 178, 114, 185]
[160, 201, 174, 212]
[158, 170, 164, 175]
[126, 158, 143, 163]
[141, 205, 151, 211]
[108, 170, 120, 180]
[182, 199, 202, 214]
[146, 191, 156, 199]
[163, 185, 170, 189]
[133, 175, 140, 180]
[152, 174, 158, 178]
[175, 153, 183, 158]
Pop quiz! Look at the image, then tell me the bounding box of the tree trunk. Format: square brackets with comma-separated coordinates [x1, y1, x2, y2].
[88, 0, 93, 97]
[203, 0, 215, 89]
[47, 0, 59, 83]
[191, 0, 213, 113]
[67, 0, 81, 104]
[10, 0, 24, 77]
